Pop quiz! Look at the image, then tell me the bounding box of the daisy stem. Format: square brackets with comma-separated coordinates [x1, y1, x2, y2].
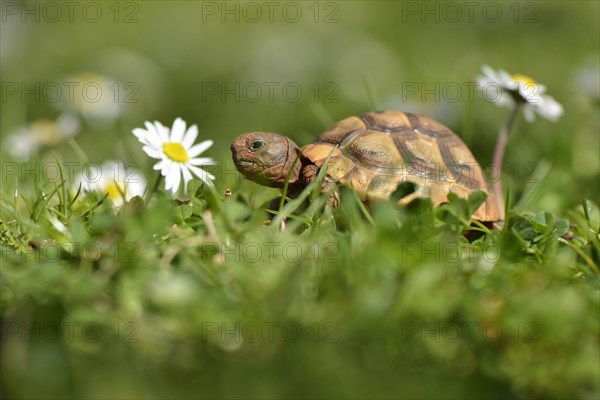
[492, 102, 521, 222]
[145, 172, 163, 202]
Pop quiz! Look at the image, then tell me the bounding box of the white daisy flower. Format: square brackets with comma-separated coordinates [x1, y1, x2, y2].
[58, 72, 122, 124]
[3, 113, 80, 161]
[74, 160, 146, 207]
[477, 65, 563, 122]
[132, 118, 215, 196]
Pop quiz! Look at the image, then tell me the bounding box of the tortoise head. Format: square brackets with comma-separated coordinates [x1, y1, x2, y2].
[230, 132, 302, 188]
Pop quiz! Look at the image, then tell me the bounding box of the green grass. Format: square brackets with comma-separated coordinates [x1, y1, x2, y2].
[1, 165, 599, 399]
[1, 1, 599, 398]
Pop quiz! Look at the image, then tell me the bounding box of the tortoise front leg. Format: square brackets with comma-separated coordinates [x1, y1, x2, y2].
[302, 165, 340, 209]
[270, 165, 339, 231]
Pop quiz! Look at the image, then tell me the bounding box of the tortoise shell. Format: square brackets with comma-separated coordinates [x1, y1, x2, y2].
[301, 110, 498, 221]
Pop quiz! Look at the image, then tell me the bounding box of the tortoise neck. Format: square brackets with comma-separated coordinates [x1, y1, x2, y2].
[282, 156, 315, 196]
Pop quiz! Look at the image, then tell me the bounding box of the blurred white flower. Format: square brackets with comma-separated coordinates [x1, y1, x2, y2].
[58, 72, 123, 124]
[48, 215, 67, 234]
[132, 118, 216, 196]
[4, 113, 80, 161]
[477, 65, 563, 122]
[74, 160, 146, 207]
[573, 62, 600, 101]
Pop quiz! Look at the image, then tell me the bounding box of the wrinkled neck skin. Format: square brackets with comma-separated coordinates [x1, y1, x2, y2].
[264, 138, 304, 190]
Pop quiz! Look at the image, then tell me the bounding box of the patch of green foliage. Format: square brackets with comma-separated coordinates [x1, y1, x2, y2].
[1, 165, 598, 399]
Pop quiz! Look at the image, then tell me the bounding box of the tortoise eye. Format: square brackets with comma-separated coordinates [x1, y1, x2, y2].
[249, 139, 265, 151]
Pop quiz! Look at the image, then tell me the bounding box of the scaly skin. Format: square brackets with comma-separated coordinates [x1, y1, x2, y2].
[230, 132, 339, 207]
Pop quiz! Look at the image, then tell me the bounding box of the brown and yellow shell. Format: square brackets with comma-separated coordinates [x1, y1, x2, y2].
[301, 110, 498, 221]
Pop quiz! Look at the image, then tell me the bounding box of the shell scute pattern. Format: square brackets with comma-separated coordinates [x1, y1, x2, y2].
[300, 111, 498, 221]
[344, 130, 402, 169]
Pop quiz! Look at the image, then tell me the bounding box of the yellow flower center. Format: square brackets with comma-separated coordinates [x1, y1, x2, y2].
[512, 74, 538, 88]
[162, 142, 189, 163]
[105, 181, 125, 201]
[31, 119, 62, 146]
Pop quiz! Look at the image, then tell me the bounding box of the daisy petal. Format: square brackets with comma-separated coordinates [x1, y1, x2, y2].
[188, 140, 213, 158]
[536, 83, 547, 94]
[132, 127, 149, 141]
[144, 121, 158, 140]
[481, 64, 494, 76]
[537, 96, 563, 121]
[182, 124, 198, 148]
[164, 171, 172, 191]
[189, 157, 217, 166]
[171, 118, 186, 143]
[170, 163, 181, 194]
[144, 121, 163, 148]
[128, 176, 147, 198]
[188, 164, 215, 186]
[181, 165, 193, 193]
[498, 69, 514, 88]
[154, 121, 170, 142]
[159, 159, 173, 176]
[153, 160, 165, 171]
[142, 145, 163, 159]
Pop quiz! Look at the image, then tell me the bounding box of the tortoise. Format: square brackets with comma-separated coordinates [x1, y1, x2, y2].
[230, 110, 499, 222]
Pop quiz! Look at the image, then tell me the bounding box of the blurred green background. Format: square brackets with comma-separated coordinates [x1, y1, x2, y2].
[1, 0, 598, 210]
[1, 1, 599, 399]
